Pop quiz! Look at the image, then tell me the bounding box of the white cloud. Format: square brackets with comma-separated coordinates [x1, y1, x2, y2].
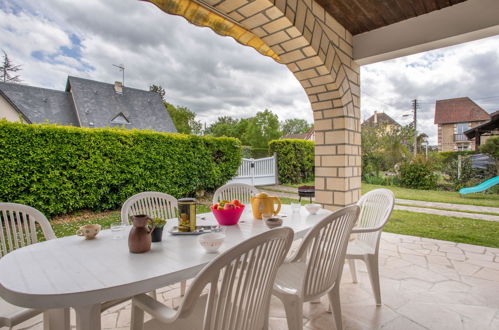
[361, 35, 499, 144]
[1, 0, 498, 146]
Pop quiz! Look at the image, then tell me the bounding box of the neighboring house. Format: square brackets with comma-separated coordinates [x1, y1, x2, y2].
[0, 76, 177, 133]
[281, 128, 315, 141]
[464, 110, 499, 150]
[434, 97, 490, 152]
[362, 111, 401, 132]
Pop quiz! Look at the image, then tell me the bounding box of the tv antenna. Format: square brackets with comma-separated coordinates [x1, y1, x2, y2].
[113, 64, 125, 86]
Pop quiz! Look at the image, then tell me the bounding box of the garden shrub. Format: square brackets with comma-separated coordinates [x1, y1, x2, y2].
[0, 121, 241, 216]
[399, 156, 438, 190]
[363, 173, 399, 186]
[269, 139, 314, 184]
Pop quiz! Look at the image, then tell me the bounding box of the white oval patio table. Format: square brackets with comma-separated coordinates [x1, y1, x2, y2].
[0, 205, 332, 330]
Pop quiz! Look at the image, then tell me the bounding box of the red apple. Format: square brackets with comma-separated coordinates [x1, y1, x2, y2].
[231, 199, 241, 206]
[223, 203, 236, 210]
[213, 203, 219, 209]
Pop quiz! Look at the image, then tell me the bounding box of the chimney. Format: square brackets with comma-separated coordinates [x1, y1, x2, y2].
[114, 81, 123, 94]
[374, 111, 378, 124]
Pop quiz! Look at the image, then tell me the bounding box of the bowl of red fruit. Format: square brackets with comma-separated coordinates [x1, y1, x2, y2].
[211, 200, 245, 226]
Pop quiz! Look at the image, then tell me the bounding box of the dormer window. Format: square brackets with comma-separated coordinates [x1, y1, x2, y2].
[111, 112, 130, 125]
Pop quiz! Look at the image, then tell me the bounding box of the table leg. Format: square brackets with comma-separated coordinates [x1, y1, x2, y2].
[43, 308, 70, 330]
[74, 304, 101, 330]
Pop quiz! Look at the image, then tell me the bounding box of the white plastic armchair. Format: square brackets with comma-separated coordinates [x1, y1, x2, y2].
[212, 183, 259, 204]
[272, 205, 360, 330]
[131, 227, 294, 330]
[121, 191, 178, 225]
[346, 188, 395, 306]
[0, 203, 56, 328]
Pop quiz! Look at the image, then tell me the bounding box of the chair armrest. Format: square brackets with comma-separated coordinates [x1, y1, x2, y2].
[351, 226, 383, 234]
[133, 294, 177, 324]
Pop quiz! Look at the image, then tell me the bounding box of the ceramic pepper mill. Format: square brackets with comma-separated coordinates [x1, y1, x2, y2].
[128, 215, 155, 253]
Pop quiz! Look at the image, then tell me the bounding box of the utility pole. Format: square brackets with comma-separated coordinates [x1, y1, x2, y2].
[412, 99, 418, 157]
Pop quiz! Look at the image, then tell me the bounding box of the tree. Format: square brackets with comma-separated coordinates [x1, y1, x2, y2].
[361, 123, 412, 178]
[165, 103, 202, 135]
[0, 50, 22, 83]
[243, 109, 281, 149]
[206, 116, 240, 137]
[480, 136, 499, 175]
[149, 84, 166, 100]
[416, 133, 429, 154]
[280, 118, 312, 136]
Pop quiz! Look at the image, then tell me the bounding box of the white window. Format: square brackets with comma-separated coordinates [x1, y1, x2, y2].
[111, 113, 130, 125]
[456, 123, 469, 134]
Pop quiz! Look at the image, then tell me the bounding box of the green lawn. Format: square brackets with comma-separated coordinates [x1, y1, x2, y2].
[362, 183, 499, 207]
[396, 203, 499, 216]
[385, 210, 499, 248]
[282, 181, 315, 188]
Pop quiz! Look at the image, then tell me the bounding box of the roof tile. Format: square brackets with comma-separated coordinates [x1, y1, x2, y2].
[434, 97, 490, 124]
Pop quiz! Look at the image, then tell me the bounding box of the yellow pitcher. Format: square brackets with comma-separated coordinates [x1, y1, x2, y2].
[250, 193, 281, 219]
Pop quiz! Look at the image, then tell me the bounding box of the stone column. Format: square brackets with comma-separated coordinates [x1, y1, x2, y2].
[186, 0, 363, 208]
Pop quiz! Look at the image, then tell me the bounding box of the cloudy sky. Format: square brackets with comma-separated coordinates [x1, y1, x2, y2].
[1, 0, 498, 145]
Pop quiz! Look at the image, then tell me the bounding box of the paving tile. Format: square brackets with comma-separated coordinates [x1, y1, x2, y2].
[15, 233, 499, 330]
[427, 255, 452, 266]
[457, 243, 486, 254]
[396, 302, 463, 330]
[101, 312, 118, 329]
[446, 252, 466, 261]
[430, 280, 471, 293]
[452, 260, 481, 276]
[473, 267, 499, 282]
[438, 245, 464, 255]
[380, 316, 429, 330]
[116, 308, 131, 328]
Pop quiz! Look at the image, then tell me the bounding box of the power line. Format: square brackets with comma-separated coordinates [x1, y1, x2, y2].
[418, 94, 499, 105]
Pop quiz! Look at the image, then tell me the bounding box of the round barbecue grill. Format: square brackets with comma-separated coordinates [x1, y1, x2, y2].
[298, 185, 315, 202]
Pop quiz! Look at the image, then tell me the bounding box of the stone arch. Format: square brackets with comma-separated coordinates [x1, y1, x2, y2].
[146, 0, 361, 209]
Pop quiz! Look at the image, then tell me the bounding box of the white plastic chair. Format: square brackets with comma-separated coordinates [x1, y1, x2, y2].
[121, 191, 178, 225]
[130, 227, 294, 330]
[0, 203, 56, 328]
[118, 191, 186, 299]
[212, 183, 259, 204]
[271, 205, 360, 330]
[346, 188, 395, 306]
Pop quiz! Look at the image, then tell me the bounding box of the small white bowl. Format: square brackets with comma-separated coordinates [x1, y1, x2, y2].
[305, 204, 321, 215]
[198, 233, 225, 253]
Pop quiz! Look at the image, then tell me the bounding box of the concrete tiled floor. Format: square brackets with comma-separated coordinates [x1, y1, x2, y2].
[12, 233, 499, 330]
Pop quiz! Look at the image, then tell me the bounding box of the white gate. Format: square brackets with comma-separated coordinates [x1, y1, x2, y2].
[227, 155, 277, 186]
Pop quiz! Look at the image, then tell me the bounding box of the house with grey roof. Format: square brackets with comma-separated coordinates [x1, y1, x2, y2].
[0, 76, 177, 133]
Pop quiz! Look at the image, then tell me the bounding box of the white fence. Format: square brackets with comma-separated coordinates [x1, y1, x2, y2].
[227, 155, 277, 186]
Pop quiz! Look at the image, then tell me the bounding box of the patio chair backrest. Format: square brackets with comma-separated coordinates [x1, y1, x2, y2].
[178, 227, 293, 330]
[121, 192, 178, 225]
[356, 189, 394, 250]
[294, 205, 359, 300]
[212, 183, 259, 205]
[0, 203, 55, 258]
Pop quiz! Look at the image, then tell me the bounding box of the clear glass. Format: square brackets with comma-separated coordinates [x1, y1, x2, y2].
[291, 203, 301, 213]
[111, 223, 124, 239]
[456, 122, 470, 134]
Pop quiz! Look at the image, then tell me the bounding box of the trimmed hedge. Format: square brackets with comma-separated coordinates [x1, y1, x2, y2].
[269, 139, 314, 184]
[0, 121, 241, 216]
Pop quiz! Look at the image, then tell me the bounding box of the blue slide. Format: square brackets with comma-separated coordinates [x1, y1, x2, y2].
[459, 176, 499, 195]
